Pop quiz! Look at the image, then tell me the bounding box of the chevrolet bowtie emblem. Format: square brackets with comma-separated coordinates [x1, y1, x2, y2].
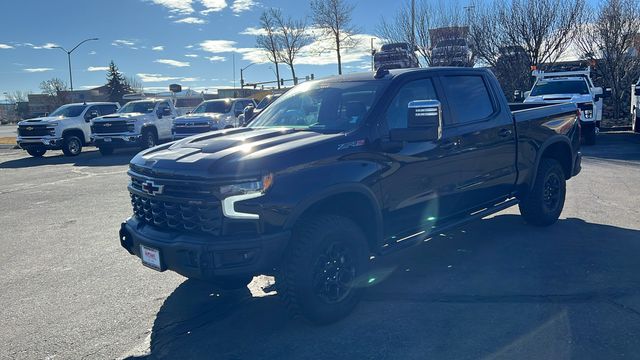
[103, 123, 112, 127]
[141, 180, 164, 196]
[26, 126, 34, 131]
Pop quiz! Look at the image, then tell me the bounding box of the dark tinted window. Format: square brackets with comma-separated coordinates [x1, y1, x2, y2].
[97, 104, 118, 115]
[193, 100, 232, 114]
[441, 75, 495, 124]
[530, 79, 590, 96]
[385, 78, 438, 129]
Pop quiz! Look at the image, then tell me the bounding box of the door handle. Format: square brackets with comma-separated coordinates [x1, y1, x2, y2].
[498, 128, 513, 137]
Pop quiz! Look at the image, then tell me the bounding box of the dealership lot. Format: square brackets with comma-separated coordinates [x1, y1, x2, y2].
[0, 132, 639, 359]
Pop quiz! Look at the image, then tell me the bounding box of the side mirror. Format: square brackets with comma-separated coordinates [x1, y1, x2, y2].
[244, 105, 255, 120]
[604, 88, 612, 98]
[186, 111, 192, 115]
[85, 110, 99, 122]
[389, 100, 441, 142]
[163, 107, 172, 116]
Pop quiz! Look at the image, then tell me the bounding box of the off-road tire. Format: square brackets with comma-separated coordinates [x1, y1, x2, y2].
[62, 135, 82, 156]
[279, 215, 369, 325]
[141, 129, 158, 149]
[519, 158, 566, 226]
[98, 146, 114, 156]
[26, 147, 46, 157]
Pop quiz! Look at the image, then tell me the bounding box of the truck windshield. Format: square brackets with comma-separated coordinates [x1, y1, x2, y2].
[119, 101, 156, 114]
[192, 100, 232, 114]
[530, 80, 590, 96]
[49, 105, 87, 118]
[249, 81, 383, 132]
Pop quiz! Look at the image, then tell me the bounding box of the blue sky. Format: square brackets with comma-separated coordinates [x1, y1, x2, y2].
[0, 0, 419, 96]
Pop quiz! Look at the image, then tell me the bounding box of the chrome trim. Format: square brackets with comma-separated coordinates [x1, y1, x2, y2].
[221, 192, 264, 219]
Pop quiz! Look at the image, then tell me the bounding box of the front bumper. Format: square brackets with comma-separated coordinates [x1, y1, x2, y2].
[17, 136, 63, 150]
[92, 134, 141, 147]
[119, 216, 290, 280]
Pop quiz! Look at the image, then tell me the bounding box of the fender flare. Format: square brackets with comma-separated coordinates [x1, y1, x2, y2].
[528, 135, 574, 191]
[61, 128, 87, 145]
[284, 183, 384, 247]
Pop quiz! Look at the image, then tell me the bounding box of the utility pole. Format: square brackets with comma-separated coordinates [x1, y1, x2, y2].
[240, 63, 256, 89]
[53, 38, 99, 94]
[371, 38, 376, 71]
[411, 0, 416, 50]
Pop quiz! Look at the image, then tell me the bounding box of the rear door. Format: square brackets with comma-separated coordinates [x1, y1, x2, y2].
[156, 102, 173, 139]
[438, 72, 517, 213]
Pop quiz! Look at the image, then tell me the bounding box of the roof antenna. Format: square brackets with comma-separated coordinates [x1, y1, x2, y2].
[374, 67, 389, 79]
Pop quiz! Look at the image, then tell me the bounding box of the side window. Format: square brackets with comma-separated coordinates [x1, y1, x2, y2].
[98, 104, 118, 115]
[84, 106, 98, 119]
[157, 102, 171, 115]
[441, 75, 495, 124]
[385, 78, 438, 130]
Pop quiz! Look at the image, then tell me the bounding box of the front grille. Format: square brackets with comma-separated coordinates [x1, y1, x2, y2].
[93, 120, 128, 134]
[18, 125, 50, 137]
[173, 124, 212, 135]
[130, 193, 223, 235]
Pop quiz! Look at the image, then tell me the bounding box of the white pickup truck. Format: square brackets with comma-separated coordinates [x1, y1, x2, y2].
[171, 98, 255, 140]
[16, 102, 120, 157]
[91, 99, 177, 155]
[632, 77, 640, 133]
[524, 68, 609, 145]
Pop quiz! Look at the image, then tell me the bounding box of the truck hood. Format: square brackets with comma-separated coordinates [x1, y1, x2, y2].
[130, 127, 346, 180]
[94, 113, 147, 121]
[19, 116, 65, 125]
[174, 113, 225, 123]
[524, 94, 592, 104]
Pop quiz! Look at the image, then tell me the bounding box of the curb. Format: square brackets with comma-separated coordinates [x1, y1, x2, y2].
[0, 144, 18, 150]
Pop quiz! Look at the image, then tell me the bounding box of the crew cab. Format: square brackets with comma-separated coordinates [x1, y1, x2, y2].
[119, 68, 581, 325]
[91, 99, 177, 155]
[172, 98, 256, 140]
[16, 102, 119, 157]
[524, 68, 609, 145]
[632, 77, 640, 133]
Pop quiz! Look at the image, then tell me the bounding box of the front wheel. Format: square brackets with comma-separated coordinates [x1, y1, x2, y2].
[141, 129, 158, 149]
[519, 158, 566, 226]
[62, 135, 82, 156]
[279, 215, 369, 325]
[26, 147, 46, 157]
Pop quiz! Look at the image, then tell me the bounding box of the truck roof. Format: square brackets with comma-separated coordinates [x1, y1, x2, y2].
[319, 67, 489, 82]
[64, 102, 119, 106]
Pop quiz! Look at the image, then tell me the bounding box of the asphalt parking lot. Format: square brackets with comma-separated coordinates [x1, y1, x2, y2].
[1, 132, 639, 359]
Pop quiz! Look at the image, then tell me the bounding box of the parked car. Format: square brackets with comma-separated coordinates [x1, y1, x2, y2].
[91, 99, 176, 155]
[374, 43, 419, 71]
[119, 67, 582, 325]
[632, 77, 640, 133]
[524, 68, 609, 145]
[172, 98, 256, 140]
[238, 94, 282, 126]
[16, 102, 119, 157]
[430, 38, 473, 67]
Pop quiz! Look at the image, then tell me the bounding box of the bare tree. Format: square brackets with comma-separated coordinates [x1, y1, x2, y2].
[125, 76, 144, 93]
[39, 78, 70, 108]
[377, 0, 470, 67]
[310, 0, 358, 75]
[5, 90, 31, 120]
[256, 9, 283, 89]
[272, 10, 312, 85]
[576, 0, 640, 119]
[470, 0, 586, 68]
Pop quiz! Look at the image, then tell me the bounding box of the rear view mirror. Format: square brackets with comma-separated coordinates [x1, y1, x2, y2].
[389, 100, 441, 142]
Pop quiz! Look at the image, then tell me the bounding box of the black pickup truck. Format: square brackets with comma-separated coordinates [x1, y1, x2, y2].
[120, 68, 582, 324]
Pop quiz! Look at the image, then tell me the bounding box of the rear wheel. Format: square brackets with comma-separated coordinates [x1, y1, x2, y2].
[62, 135, 83, 156]
[141, 129, 158, 149]
[26, 147, 46, 157]
[519, 158, 566, 226]
[279, 215, 369, 325]
[98, 145, 114, 155]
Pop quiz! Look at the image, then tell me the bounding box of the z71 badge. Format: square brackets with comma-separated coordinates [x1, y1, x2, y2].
[337, 139, 365, 151]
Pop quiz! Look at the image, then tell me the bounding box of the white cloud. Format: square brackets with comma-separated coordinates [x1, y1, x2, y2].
[32, 43, 58, 49]
[0, 43, 14, 49]
[200, 40, 238, 53]
[231, 0, 256, 13]
[137, 73, 201, 83]
[81, 85, 102, 90]
[239, 27, 266, 36]
[185, 54, 199, 58]
[201, 0, 227, 14]
[185, 45, 195, 49]
[87, 66, 110, 72]
[180, 77, 200, 82]
[206, 55, 227, 62]
[175, 17, 207, 24]
[155, 59, 191, 67]
[89, 50, 97, 55]
[24, 68, 53, 73]
[152, 46, 165, 51]
[149, 0, 194, 14]
[112, 39, 138, 49]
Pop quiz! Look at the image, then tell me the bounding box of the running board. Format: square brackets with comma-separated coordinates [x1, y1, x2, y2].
[379, 198, 519, 255]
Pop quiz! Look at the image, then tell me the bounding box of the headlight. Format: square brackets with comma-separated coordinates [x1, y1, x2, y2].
[583, 109, 593, 119]
[219, 174, 273, 198]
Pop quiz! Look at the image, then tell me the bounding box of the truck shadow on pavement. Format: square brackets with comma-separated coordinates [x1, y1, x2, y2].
[127, 215, 640, 360]
[582, 132, 640, 162]
[0, 148, 139, 168]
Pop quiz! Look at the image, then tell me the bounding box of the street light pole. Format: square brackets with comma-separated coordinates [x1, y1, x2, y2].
[240, 63, 256, 89]
[53, 38, 99, 93]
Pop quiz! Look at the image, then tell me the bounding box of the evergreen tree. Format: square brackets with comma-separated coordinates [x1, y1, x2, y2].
[105, 61, 131, 104]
